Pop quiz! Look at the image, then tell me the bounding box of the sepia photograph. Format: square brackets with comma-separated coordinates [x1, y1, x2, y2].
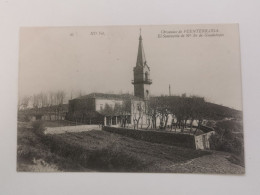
[17, 24, 244, 174]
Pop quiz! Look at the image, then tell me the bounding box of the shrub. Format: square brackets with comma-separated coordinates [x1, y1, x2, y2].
[209, 133, 243, 154]
[17, 113, 30, 122]
[32, 121, 45, 135]
[209, 120, 244, 167]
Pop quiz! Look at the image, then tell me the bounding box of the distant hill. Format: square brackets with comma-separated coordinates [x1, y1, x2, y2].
[205, 102, 242, 120]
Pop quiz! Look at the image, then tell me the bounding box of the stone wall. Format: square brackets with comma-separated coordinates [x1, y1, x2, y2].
[103, 126, 196, 149]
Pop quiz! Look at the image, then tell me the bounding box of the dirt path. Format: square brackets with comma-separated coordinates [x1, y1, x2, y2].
[45, 125, 101, 134]
[162, 151, 245, 174]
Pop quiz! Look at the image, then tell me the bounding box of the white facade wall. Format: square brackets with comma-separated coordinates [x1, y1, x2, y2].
[195, 131, 215, 150]
[131, 100, 147, 125]
[95, 99, 123, 111]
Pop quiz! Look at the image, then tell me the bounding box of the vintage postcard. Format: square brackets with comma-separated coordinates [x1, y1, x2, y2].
[17, 24, 244, 174]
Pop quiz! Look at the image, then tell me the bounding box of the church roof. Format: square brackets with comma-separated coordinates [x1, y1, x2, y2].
[75, 93, 143, 101]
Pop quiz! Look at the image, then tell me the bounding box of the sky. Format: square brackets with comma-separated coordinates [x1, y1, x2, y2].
[19, 24, 243, 110]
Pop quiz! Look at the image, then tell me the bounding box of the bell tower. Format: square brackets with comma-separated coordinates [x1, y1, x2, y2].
[132, 30, 152, 100]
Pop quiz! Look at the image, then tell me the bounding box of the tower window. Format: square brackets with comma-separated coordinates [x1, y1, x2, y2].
[145, 71, 148, 81]
[146, 90, 149, 97]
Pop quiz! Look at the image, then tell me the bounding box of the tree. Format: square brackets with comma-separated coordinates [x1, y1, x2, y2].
[56, 90, 66, 105]
[147, 98, 160, 129]
[132, 102, 144, 130]
[188, 96, 204, 133]
[48, 91, 56, 106]
[172, 97, 186, 131]
[19, 96, 31, 110]
[33, 94, 40, 109]
[117, 101, 131, 128]
[99, 101, 131, 127]
[193, 98, 207, 135]
[156, 99, 170, 130]
[55, 90, 66, 120]
[38, 92, 48, 108]
[100, 103, 114, 116]
[149, 95, 207, 134]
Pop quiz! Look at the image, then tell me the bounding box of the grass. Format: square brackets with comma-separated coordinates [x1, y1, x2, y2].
[41, 120, 80, 127]
[17, 121, 211, 172]
[17, 122, 89, 171]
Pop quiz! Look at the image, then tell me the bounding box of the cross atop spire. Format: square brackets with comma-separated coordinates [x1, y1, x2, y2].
[136, 29, 146, 67]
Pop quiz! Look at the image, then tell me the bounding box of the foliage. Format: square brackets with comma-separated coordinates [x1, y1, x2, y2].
[147, 95, 207, 131]
[17, 122, 87, 171]
[205, 102, 242, 120]
[209, 120, 244, 166]
[99, 101, 131, 116]
[132, 101, 145, 129]
[18, 90, 67, 111]
[32, 121, 45, 135]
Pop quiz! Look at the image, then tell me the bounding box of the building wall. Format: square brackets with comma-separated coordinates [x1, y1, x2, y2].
[95, 99, 123, 111]
[133, 65, 151, 100]
[143, 84, 150, 100]
[143, 65, 151, 100]
[194, 131, 215, 150]
[67, 96, 149, 126]
[68, 98, 95, 113]
[131, 100, 148, 125]
[134, 83, 144, 99]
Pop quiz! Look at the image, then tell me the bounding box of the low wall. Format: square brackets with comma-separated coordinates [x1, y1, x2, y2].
[103, 126, 196, 149]
[45, 125, 101, 134]
[194, 131, 215, 150]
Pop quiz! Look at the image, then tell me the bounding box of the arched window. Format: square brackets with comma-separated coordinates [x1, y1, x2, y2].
[145, 71, 148, 81]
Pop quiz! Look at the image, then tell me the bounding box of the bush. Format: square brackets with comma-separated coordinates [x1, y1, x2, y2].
[32, 121, 45, 135]
[209, 134, 242, 154]
[17, 113, 30, 122]
[209, 121, 244, 167]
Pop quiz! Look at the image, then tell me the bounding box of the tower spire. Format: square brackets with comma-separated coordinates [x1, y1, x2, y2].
[132, 30, 152, 100]
[136, 29, 146, 67]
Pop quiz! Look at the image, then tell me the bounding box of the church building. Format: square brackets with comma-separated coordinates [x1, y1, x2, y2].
[66, 31, 152, 127]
